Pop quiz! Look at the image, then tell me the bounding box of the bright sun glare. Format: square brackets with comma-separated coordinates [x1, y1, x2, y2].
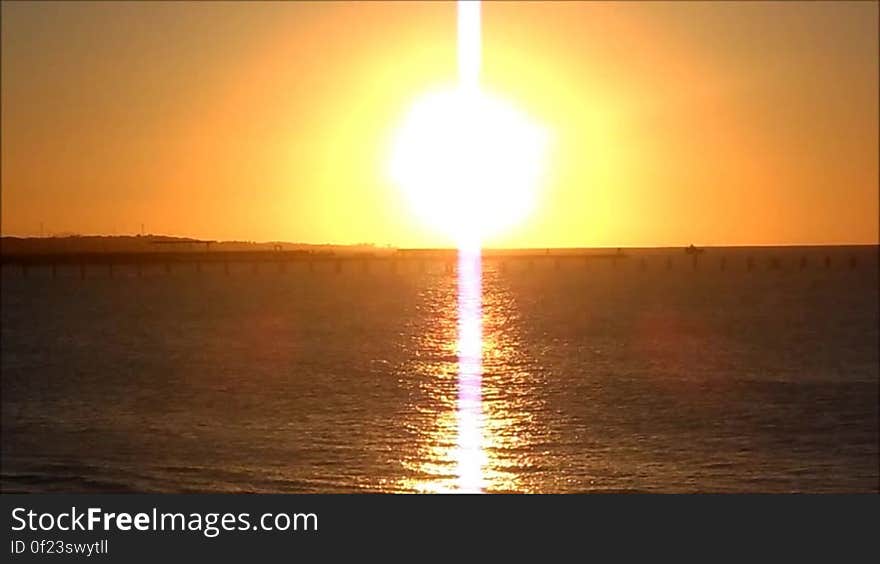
[389, 2, 548, 247]
[390, 89, 548, 246]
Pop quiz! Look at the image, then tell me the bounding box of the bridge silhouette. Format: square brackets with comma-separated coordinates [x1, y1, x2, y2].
[1, 248, 630, 277]
[1, 246, 871, 278]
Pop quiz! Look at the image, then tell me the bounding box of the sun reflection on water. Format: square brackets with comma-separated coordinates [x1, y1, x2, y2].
[455, 244, 485, 492]
[397, 255, 543, 494]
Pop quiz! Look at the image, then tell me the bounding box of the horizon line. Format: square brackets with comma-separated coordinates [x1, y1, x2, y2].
[1, 233, 878, 250]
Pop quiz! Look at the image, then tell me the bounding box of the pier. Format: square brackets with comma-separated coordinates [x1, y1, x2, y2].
[1, 248, 629, 276]
[1, 247, 874, 277]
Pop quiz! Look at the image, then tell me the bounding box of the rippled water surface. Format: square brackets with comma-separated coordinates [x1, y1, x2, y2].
[2, 247, 878, 492]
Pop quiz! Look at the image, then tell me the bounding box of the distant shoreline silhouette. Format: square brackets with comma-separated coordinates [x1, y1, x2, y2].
[1, 234, 877, 258]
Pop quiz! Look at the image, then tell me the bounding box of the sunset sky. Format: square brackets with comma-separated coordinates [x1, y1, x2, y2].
[2, 1, 877, 247]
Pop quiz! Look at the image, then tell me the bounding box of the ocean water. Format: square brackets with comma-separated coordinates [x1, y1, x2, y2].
[2, 246, 877, 493]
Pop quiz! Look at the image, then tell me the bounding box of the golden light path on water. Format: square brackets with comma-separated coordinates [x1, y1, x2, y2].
[455, 0, 485, 493]
[455, 242, 485, 492]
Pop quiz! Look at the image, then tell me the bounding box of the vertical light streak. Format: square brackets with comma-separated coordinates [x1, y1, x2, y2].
[456, 242, 484, 492]
[457, 0, 481, 90]
[455, 0, 485, 493]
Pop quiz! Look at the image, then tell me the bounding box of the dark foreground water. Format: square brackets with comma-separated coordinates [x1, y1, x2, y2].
[2, 246, 877, 493]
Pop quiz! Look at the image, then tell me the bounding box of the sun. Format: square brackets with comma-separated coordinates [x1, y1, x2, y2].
[389, 86, 549, 247]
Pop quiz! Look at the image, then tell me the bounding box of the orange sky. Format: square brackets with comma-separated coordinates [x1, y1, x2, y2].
[2, 1, 877, 247]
